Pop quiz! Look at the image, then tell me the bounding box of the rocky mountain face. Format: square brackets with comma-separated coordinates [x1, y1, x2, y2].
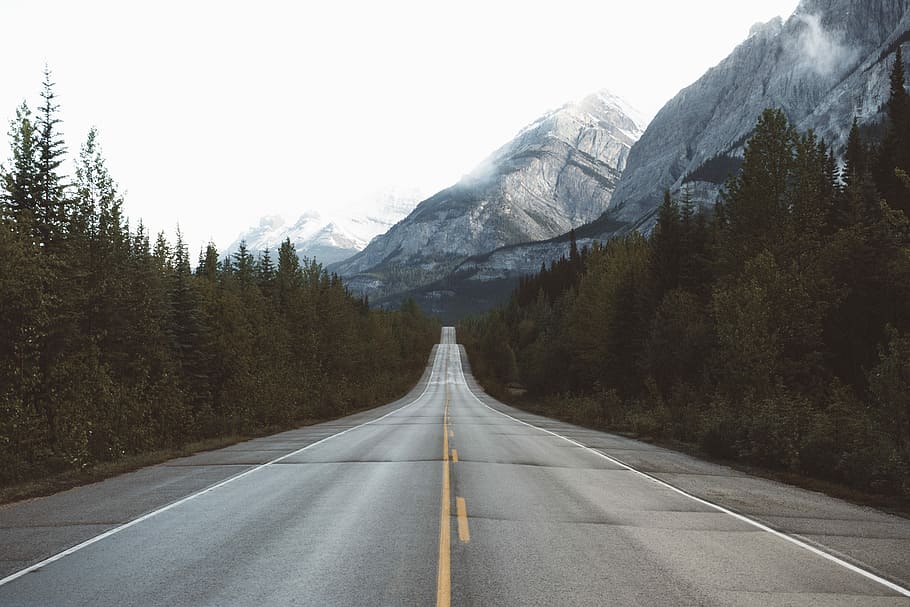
[226, 188, 420, 266]
[330, 90, 644, 297]
[609, 0, 910, 229]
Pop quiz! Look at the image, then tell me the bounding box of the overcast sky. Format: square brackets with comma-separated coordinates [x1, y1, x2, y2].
[1, 0, 799, 254]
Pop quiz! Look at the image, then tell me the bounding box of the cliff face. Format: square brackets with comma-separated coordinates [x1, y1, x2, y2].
[330, 90, 644, 297]
[609, 0, 910, 228]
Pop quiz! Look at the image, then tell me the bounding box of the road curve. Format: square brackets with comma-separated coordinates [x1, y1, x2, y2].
[1, 327, 908, 606]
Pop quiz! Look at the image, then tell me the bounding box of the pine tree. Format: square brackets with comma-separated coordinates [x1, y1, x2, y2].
[74, 128, 126, 262]
[197, 243, 219, 282]
[677, 184, 697, 290]
[876, 46, 910, 215]
[169, 228, 213, 425]
[0, 205, 47, 478]
[887, 46, 908, 148]
[721, 108, 797, 269]
[821, 141, 839, 202]
[257, 248, 276, 294]
[153, 231, 172, 273]
[2, 102, 41, 227]
[841, 120, 882, 225]
[276, 238, 302, 305]
[789, 129, 829, 252]
[832, 120, 870, 228]
[568, 228, 579, 264]
[650, 190, 681, 296]
[232, 240, 254, 287]
[680, 208, 711, 296]
[34, 67, 67, 247]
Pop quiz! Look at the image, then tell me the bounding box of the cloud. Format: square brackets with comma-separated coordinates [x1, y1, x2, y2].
[794, 13, 859, 78]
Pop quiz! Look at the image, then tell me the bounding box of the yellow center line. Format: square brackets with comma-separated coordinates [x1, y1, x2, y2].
[451, 449, 458, 462]
[456, 497, 470, 543]
[437, 357, 451, 607]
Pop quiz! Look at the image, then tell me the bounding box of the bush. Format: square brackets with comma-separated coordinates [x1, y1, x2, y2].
[739, 393, 806, 470]
[567, 395, 603, 426]
[699, 401, 741, 459]
[598, 388, 625, 428]
[799, 417, 840, 480]
[627, 398, 672, 439]
[666, 382, 703, 442]
[868, 327, 910, 465]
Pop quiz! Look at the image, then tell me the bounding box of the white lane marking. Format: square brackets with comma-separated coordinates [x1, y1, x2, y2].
[449, 342, 910, 598]
[0, 344, 448, 588]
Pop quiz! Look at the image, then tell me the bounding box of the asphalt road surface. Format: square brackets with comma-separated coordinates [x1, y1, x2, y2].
[1, 327, 909, 606]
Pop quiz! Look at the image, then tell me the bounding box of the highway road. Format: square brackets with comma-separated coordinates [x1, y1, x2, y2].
[1, 327, 909, 605]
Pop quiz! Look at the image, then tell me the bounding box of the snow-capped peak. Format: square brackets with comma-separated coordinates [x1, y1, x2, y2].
[225, 187, 423, 265]
[578, 89, 648, 133]
[511, 89, 646, 144]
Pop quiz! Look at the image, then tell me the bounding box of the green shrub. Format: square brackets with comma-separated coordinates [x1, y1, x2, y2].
[699, 401, 741, 459]
[739, 393, 806, 470]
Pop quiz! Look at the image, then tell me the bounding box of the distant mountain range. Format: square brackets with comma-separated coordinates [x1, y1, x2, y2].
[328, 90, 645, 299]
[226, 187, 420, 265]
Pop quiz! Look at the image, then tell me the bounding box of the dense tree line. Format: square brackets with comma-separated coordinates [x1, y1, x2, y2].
[0, 70, 439, 485]
[461, 50, 910, 497]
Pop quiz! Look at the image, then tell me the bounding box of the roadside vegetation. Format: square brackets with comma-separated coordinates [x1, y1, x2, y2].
[0, 69, 439, 489]
[461, 50, 910, 501]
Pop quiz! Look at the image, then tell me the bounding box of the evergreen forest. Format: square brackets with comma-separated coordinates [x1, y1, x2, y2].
[460, 50, 910, 498]
[0, 71, 439, 487]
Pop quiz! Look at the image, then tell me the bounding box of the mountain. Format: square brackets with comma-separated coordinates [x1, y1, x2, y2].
[226, 187, 420, 265]
[609, 0, 910, 229]
[330, 90, 645, 297]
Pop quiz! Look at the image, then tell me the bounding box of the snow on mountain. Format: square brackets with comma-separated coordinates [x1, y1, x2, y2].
[225, 187, 421, 266]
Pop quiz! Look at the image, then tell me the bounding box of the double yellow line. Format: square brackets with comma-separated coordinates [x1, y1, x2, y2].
[437, 347, 470, 607]
[437, 377, 452, 607]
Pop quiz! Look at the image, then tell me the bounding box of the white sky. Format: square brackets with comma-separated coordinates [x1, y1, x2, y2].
[1, 0, 799, 254]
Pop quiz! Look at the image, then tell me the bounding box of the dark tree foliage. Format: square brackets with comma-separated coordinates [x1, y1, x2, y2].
[876, 46, 910, 216]
[462, 108, 910, 498]
[0, 74, 439, 484]
[682, 153, 744, 185]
